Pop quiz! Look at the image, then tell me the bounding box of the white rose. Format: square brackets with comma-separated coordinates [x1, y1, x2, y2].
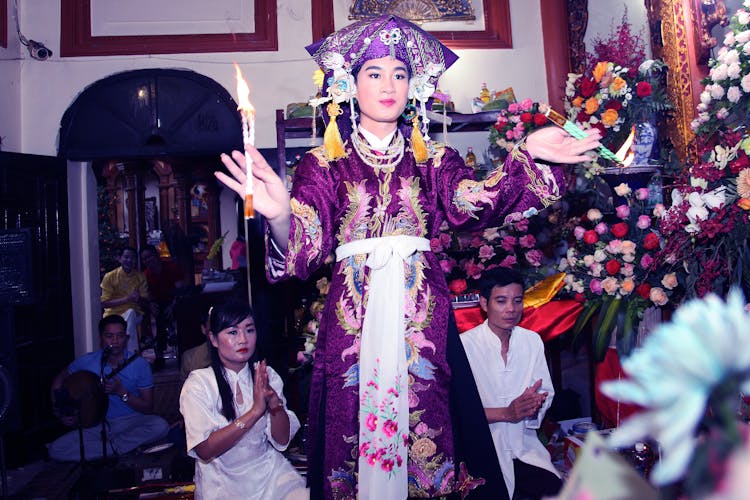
[593, 249, 607, 263]
[586, 208, 603, 221]
[614, 183, 632, 197]
[583, 254, 595, 267]
[728, 86, 742, 103]
[725, 31, 736, 46]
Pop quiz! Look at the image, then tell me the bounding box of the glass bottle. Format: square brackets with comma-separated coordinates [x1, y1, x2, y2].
[465, 147, 477, 169]
[647, 171, 663, 207]
[479, 83, 491, 103]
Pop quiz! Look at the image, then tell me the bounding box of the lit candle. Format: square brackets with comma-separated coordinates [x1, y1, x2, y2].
[234, 63, 256, 218]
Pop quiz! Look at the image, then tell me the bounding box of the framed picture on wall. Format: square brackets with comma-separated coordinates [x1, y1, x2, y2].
[60, 0, 278, 56]
[311, 0, 511, 49]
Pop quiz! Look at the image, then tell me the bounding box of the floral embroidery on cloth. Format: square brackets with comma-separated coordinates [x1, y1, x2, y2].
[289, 198, 323, 270]
[359, 360, 407, 475]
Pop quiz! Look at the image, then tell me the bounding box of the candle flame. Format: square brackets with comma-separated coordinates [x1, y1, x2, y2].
[234, 63, 255, 118]
[615, 126, 636, 167]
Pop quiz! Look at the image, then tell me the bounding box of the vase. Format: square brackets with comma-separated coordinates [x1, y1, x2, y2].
[632, 120, 658, 165]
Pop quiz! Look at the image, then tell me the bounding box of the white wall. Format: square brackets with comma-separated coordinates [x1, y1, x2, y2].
[5, 0, 548, 155]
[0, 0, 21, 152]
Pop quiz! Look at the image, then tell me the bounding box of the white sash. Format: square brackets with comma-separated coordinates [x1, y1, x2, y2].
[336, 235, 431, 500]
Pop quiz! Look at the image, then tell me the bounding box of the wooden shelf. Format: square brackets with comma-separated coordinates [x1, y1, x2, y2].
[275, 109, 498, 172]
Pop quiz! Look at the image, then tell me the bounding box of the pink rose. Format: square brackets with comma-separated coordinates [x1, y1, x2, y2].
[499, 255, 517, 267]
[615, 204, 631, 219]
[601, 277, 619, 295]
[621, 263, 635, 277]
[636, 215, 652, 229]
[595, 222, 608, 235]
[661, 273, 678, 290]
[636, 188, 650, 200]
[607, 239, 622, 254]
[519, 234, 536, 249]
[501, 236, 517, 251]
[574, 226, 586, 240]
[478, 244, 495, 260]
[650, 287, 669, 306]
[653, 204, 666, 217]
[525, 249, 544, 267]
[589, 279, 603, 295]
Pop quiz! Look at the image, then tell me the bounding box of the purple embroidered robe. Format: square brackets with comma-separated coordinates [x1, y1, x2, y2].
[266, 139, 563, 498]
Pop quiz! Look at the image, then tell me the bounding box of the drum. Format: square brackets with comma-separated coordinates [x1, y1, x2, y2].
[60, 371, 108, 428]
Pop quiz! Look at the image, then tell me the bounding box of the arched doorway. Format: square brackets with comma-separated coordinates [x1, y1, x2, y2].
[59, 68, 244, 281]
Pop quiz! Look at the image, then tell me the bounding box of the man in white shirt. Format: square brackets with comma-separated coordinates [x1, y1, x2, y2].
[461, 268, 562, 499]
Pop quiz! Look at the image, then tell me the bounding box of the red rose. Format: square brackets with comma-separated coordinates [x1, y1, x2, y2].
[533, 113, 548, 126]
[576, 110, 590, 124]
[448, 279, 467, 294]
[520, 112, 533, 123]
[604, 100, 623, 111]
[635, 283, 652, 299]
[610, 222, 629, 239]
[642, 232, 659, 250]
[574, 293, 585, 303]
[636, 81, 653, 98]
[580, 77, 597, 98]
[583, 230, 599, 245]
[605, 259, 621, 275]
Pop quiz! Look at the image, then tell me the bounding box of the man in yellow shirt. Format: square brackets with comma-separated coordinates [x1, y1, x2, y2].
[101, 247, 148, 353]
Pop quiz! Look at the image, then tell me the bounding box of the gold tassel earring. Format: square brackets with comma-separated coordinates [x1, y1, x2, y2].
[323, 101, 346, 161]
[411, 114, 428, 164]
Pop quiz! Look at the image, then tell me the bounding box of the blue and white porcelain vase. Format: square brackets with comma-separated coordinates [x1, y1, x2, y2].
[632, 120, 658, 165]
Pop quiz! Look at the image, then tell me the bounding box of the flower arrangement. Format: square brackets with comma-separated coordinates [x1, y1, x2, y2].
[656, 131, 750, 298]
[564, 10, 672, 159]
[557, 183, 679, 361]
[600, 290, 750, 497]
[434, 206, 564, 293]
[690, 2, 750, 138]
[487, 98, 548, 163]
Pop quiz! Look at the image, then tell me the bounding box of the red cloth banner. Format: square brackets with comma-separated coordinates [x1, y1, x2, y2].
[454, 299, 583, 343]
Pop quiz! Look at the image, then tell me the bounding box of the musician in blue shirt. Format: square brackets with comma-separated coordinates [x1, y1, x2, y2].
[49, 315, 169, 461]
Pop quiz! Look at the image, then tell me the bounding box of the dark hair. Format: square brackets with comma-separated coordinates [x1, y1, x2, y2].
[121, 246, 137, 257]
[99, 314, 127, 335]
[478, 268, 525, 300]
[207, 299, 259, 422]
[140, 244, 158, 256]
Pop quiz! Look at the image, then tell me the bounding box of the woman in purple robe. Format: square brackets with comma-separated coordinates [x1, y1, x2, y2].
[217, 15, 600, 500]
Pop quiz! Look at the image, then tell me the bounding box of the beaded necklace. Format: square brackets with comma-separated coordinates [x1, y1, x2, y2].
[351, 128, 404, 172]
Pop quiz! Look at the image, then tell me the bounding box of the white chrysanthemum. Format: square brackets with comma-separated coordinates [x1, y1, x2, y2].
[725, 31, 737, 46]
[601, 290, 750, 485]
[728, 62, 742, 79]
[710, 84, 726, 99]
[739, 11, 750, 25]
[728, 86, 742, 103]
[711, 64, 729, 82]
[717, 107, 730, 119]
[736, 29, 750, 44]
[742, 74, 750, 93]
[744, 40, 750, 55]
[700, 91, 713, 104]
[724, 49, 740, 65]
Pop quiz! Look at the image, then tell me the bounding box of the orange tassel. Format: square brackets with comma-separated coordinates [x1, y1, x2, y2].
[323, 102, 346, 161]
[411, 116, 428, 163]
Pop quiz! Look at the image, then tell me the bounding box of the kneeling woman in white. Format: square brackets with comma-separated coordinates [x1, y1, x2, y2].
[180, 300, 307, 499]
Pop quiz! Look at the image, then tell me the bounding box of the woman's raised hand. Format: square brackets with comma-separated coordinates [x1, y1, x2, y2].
[525, 126, 602, 164]
[216, 146, 292, 223]
[252, 360, 270, 415]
